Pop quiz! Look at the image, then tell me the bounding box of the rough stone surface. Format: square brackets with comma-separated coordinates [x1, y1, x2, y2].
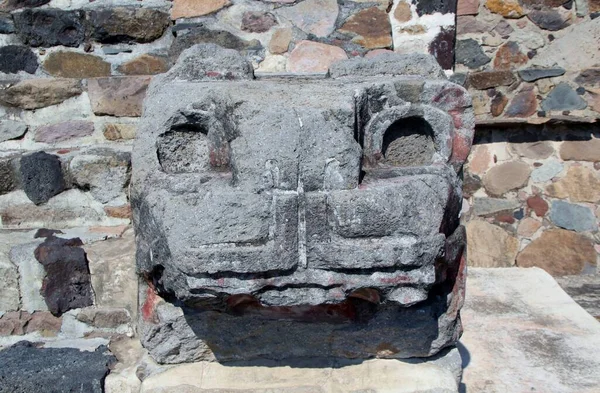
[466, 220, 518, 267]
[0, 156, 19, 195]
[0, 45, 38, 74]
[19, 151, 65, 205]
[517, 217, 542, 237]
[472, 197, 520, 216]
[103, 123, 136, 141]
[556, 274, 600, 319]
[394, 2, 412, 22]
[508, 141, 554, 159]
[505, 88, 537, 117]
[517, 229, 596, 275]
[88, 8, 170, 44]
[0, 249, 19, 312]
[9, 240, 46, 311]
[84, 229, 137, 313]
[483, 161, 531, 196]
[34, 236, 93, 316]
[461, 268, 600, 391]
[455, 38, 491, 68]
[527, 10, 569, 31]
[493, 41, 528, 70]
[169, 27, 263, 62]
[458, 0, 480, 15]
[541, 83, 587, 111]
[575, 68, 600, 87]
[530, 159, 563, 183]
[118, 55, 168, 76]
[518, 67, 566, 82]
[490, 92, 508, 116]
[133, 46, 472, 363]
[468, 70, 516, 89]
[546, 166, 600, 203]
[269, 28, 292, 54]
[0, 0, 50, 11]
[277, 0, 338, 37]
[429, 28, 456, 71]
[139, 351, 461, 392]
[13, 9, 85, 47]
[527, 195, 549, 217]
[171, 0, 230, 19]
[88, 76, 151, 117]
[415, 0, 457, 15]
[43, 51, 111, 78]
[560, 138, 600, 161]
[0, 342, 115, 393]
[338, 7, 392, 49]
[69, 149, 130, 203]
[241, 11, 277, 33]
[34, 120, 94, 143]
[485, 0, 524, 17]
[0, 79, 83, 110]
[550, 200, 598, 232]
[0, 119, 27, 142]
[77, 308, 130, 328]
[288, 40, 348, 72]
[329, 53, 445, 79]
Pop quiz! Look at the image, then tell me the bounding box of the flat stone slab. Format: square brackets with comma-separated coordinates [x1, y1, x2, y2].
[556, 274, 600, 320]
[139, 348, 462, 393]
[461, 268, 600, 393]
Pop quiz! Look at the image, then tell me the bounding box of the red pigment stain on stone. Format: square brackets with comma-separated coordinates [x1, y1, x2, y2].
[141, 285, 160, 322]
[433, 87, 469, 109]
[57, 149, 71, 154]
[205, 71, 222, 77]
[448, 109, 463, 128]
[450, 133, 472, 164]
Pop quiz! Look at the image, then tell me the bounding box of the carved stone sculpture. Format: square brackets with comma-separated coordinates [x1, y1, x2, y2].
[132, 44, 474, 364]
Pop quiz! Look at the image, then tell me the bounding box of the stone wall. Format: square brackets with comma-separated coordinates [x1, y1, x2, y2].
[0, 0, 598, 354]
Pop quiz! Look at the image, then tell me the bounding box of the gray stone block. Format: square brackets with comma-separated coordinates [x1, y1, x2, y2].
[132, 44, 473, 363]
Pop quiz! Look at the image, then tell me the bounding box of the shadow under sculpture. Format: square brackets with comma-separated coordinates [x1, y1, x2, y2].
[132, 44, 474, 365]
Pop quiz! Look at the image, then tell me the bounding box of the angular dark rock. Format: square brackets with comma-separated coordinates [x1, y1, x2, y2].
[34, 236, 93, 316]
[518, 67, 565, 82]
[88, 7, 170, 44]
[493, 41, 527, 70]
[416, 0, 457, 16]
[0, 0, 50, 11]
[505, 88, 537, 117]
[527, 10, 569, 31]
[455, 38, 491, 69]
[0, 45, 38, 74]
[169, 27, 263, 63]
[541, 83, 587, 111]
[0, 13, 14, 33]
[0, 156, 19, 195]
[13, 8, 86, 47]
[0, 341, 114, 393]
[428, 27, 455, 70]
[550, 200, 597, 232]
[19, 151, 65, 205]
[575, 68, 600, 87]
[468, 70, 516, 89]
[490, 91, 508, 116]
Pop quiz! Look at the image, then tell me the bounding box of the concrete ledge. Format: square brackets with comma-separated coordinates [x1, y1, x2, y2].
[461, 267, 600, 393]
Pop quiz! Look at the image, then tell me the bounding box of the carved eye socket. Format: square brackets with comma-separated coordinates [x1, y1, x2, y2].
[381, 116, 435, 167]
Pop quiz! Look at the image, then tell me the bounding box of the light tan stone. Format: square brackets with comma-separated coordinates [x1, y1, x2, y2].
[483, 161, 531, 197]
[0, 79, 83, 110]
[140, 357, 459, 393]
[103, 123, 137, 141]
[466, 220, 519, 268]
[546, 166, 600, 203]
[517, 217, 541, 237]
[269, 28, 292, 54]
[118, 54, 168, 75]
[88, 76, 151, 117]
[84, 229, 137, 315]
[458, 0, 480, 15]
[277, 0, 339, 38]
[170, 0, 230, 19]
[394, 2, 412, 22]
[560, 138, 600, 161]
[468, 145, 493, 175]
[287, 41, 348, 73]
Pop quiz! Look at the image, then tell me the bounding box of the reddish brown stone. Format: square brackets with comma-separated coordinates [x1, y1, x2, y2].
[117, 54, 168, 75]
[505, 88, 537, 118]
[0, 311, 31, 336]
[25, 311, 62, 336]
[490, 92, 508, 116]
[241, 11, 277, 33]
[338, 7, 392, 49]
[43, 51, 110, 78]
[493, 42, 528, 70]
[527, 195, 548, 217]
[468, 70, 516, 89]
[458, 0, 480, 15]
[517, 229, 596, 276]
[104, 204, 132, 219]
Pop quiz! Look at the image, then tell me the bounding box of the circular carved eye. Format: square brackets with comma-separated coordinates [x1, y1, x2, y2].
[381, 116, 435, 167]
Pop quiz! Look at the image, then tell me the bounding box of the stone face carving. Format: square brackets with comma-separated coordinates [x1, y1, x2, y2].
[132, 44, 474, 364]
